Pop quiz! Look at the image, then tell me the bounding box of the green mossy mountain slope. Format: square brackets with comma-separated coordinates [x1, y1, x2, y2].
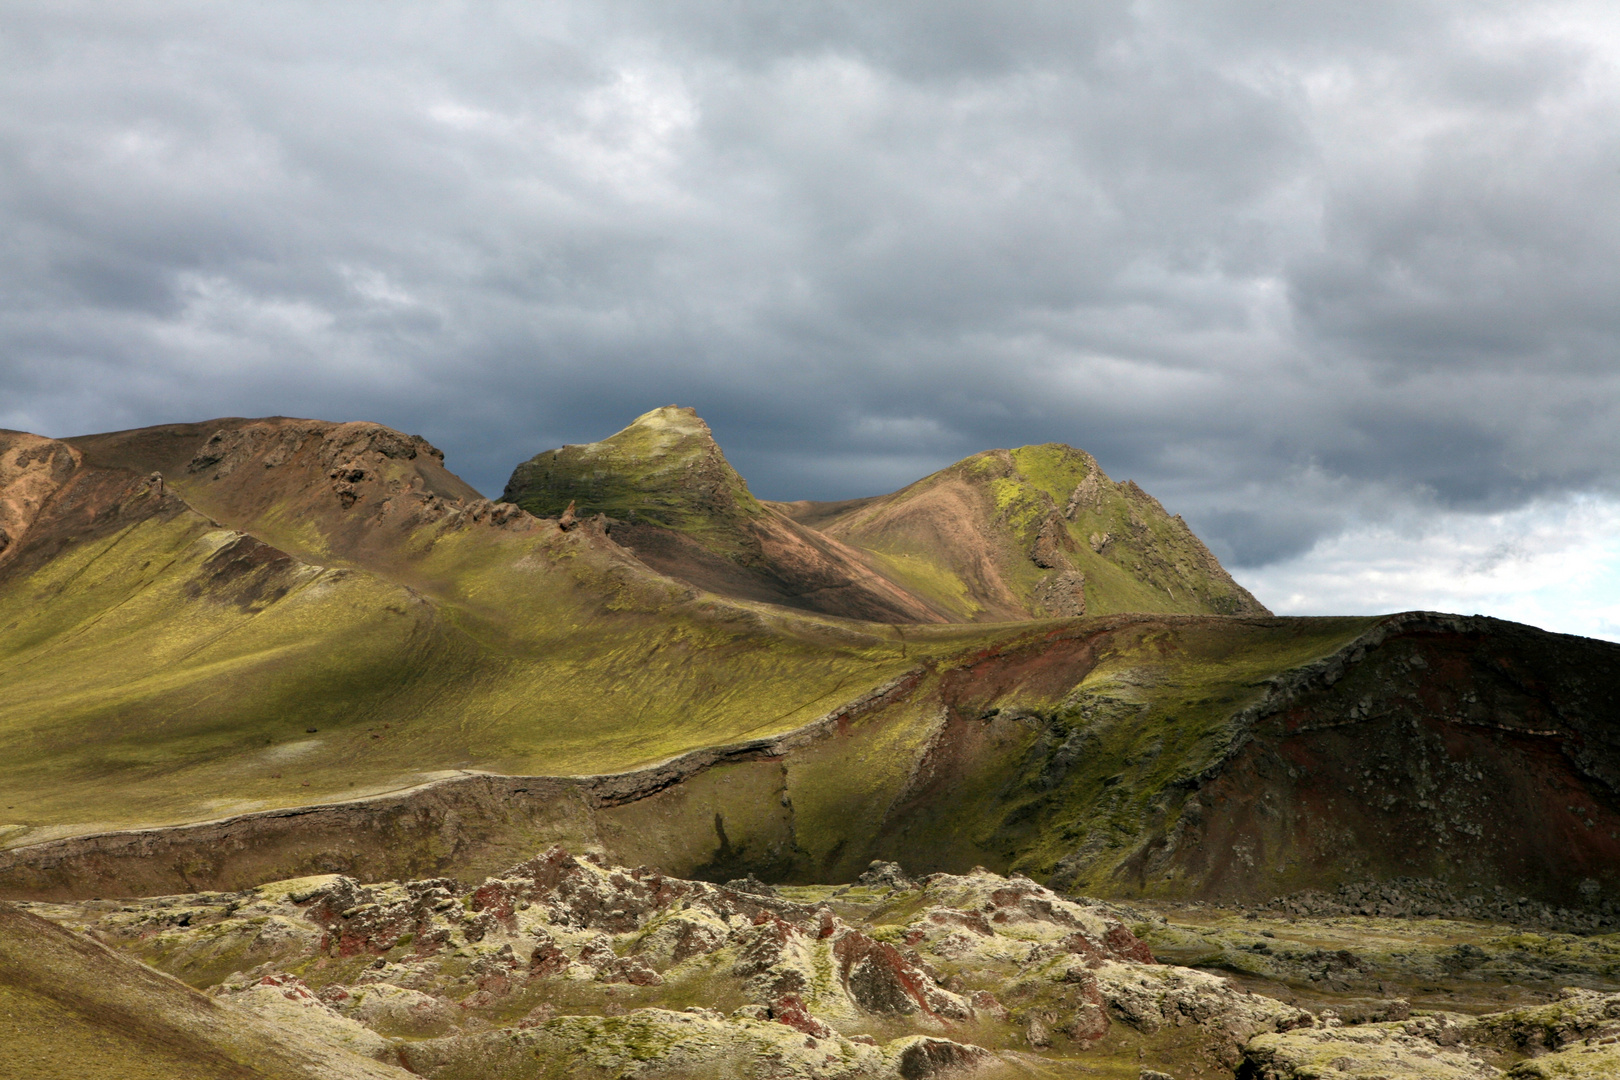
[503, 406, 1265, 624]
[503, 405, 764, 549]
[6, 412, 1620, 1080]
[796, 443, 1268, 622]
[0, 422, 987, 852]
[4, 415, 1616, 928]
[503, 407, 951, 623]
[10, 599, 1612, 924]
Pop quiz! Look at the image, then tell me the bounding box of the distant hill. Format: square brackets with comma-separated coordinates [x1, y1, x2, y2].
[780, 442, 1266, 621]
[504, 406, 1267, 622]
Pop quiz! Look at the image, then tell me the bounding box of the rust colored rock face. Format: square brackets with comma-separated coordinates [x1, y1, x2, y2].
[1129, 614, 1620, 907]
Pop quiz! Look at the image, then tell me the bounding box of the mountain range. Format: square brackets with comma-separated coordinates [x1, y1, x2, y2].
[5, 406, 1620, 1080]
[502, 406, 1266, 624]
[3, 405, 1615, 914]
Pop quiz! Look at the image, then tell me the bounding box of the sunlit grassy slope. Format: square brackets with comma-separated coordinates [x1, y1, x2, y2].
[0, 460, 1002, 849]
[503, 405, 767, 557]
[0, 415, 1288, 885]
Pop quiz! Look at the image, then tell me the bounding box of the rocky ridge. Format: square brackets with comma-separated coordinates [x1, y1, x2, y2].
[799, 441, 1270, 622]
[505, 406, 950, 624]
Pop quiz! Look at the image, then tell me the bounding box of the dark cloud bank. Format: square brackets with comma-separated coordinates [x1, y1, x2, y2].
[3, 2, 1618, 595]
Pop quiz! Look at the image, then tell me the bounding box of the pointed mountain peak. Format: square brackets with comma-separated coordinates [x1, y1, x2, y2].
[503, 406, 762, 532]
[623, 403, 713, 441]
[589, 405, 728, 473]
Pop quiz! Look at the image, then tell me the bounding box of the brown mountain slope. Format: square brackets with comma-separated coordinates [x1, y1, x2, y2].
[790, 442, 1269, 622]
[0, 430, 83, 561]
[64, 417, 489, 577]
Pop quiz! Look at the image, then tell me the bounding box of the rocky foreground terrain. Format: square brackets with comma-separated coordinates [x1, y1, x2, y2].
[13, 847, 1620, 1079]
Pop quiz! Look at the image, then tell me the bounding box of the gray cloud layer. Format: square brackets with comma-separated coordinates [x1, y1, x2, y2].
[3, 1, 1618, 573]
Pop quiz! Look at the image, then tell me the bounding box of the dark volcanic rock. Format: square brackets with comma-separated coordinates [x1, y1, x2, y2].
[1068, 612, 1620, 909]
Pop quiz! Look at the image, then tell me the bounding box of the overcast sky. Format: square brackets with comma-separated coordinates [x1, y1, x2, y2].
[3, 2, 1618, 638]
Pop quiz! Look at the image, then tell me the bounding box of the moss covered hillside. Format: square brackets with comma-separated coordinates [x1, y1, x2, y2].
[802, 443, 1269, 622]
[502, 407, 951, 624]
[503, 406, 766, 556]
[505, 408, 1267, 624]
[0, 421, 999, 852]
[4, 416, 1618, 925]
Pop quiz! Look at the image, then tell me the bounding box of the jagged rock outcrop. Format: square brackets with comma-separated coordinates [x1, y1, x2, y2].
[1081, 612, 1620, 907]
[26, 849, 1323, 1078]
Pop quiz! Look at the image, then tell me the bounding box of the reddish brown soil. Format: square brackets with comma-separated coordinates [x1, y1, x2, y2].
[0, 453, 193, 586]
[64, 418, 494, 575]
[816, 471, 1032, 622]
[607, 512, 951, 624]
[766, 497, 881, 529]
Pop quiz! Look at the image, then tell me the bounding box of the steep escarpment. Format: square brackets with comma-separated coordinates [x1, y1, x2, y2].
[0, 612, 1330, 900]
[773, 609, 1620, 911]
[828, 609, 1620, 911]
[0, 667, 934, 901]
[1120, 613, 1620, 907]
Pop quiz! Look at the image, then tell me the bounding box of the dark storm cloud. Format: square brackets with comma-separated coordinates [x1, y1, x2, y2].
[3, 0, 1619, 593]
